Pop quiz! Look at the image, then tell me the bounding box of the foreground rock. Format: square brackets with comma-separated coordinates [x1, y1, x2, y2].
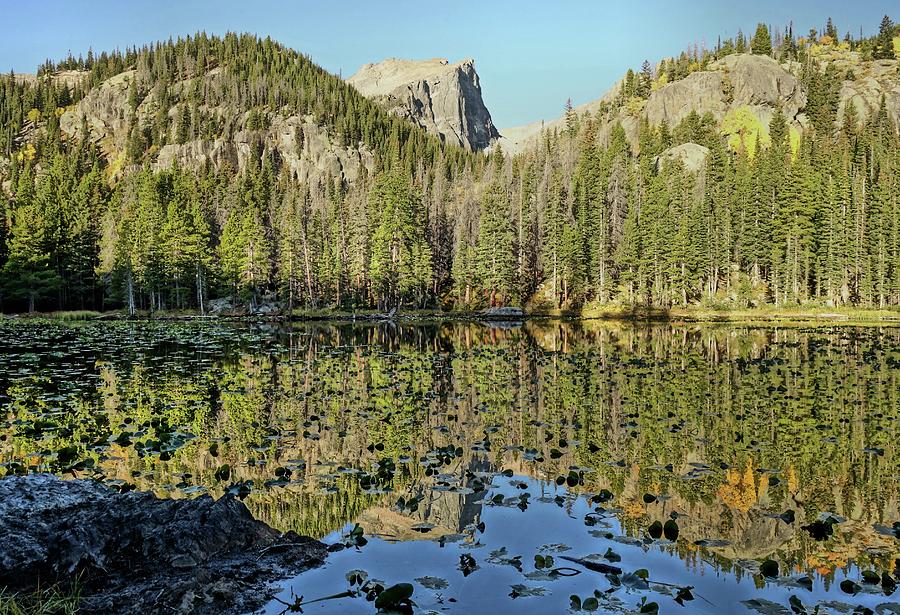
[0, 475, 326, 614]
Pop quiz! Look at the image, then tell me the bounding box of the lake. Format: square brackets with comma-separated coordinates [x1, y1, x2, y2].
[1, 319, 897, 614]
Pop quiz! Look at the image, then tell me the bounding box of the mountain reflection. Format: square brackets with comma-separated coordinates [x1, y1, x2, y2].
[1, 319, 897, 589]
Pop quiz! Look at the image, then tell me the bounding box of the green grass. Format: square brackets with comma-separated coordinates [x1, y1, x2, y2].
[5, 304, 898, 324]
[0, 585, 81, 615]
[569, 303, 900, 323]
[17, 311, 102, 321]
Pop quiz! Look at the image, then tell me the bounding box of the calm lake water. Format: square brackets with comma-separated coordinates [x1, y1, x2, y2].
[1, 319, 898, 614]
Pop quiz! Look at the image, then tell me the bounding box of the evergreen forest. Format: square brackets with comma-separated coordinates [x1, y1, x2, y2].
[0, 19, 898, 314]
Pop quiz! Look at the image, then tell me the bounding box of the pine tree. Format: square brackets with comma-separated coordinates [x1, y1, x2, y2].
[276, 188, 303, 313]
[873, 15, 896, 60]
[772, 152, 817, 304]
[0, 196, 7, 295]
[475, 181, 515, 306]
[614, 186, 642, 304]
[639, 60, 653, 98]
[825, 17, 838, 43]
[2, 198, 61, 312]
[175, 104, 191, 144]
[564, 99, 577, 136]
[368, 167, 432, 309]
[159, 170, 198, 308]
[751, 23, 773, 56]
[541, 167, 567, 306]
[735, 30, 747, 54]
[66, 163, 103, 308]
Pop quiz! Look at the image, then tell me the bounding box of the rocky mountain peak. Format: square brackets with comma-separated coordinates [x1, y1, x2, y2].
[497, 50, 899, 156]
[348, 57, 500, 150]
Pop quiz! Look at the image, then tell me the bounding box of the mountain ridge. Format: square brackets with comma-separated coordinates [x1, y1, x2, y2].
[347, 56, 500, 150]
[0, 22, 897, 315]
[495, 45, 899, 155]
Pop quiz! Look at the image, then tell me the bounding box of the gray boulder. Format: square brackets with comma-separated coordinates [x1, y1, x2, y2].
[481, 306, 525, 319]
[645, 71, 729, 127]
[0, 474, 326, 614]
[714, 54, 806, 121]
[837, 60, 900, 131]
[655, 142, 709, 174]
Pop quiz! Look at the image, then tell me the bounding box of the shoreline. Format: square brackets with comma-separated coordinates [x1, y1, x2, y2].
[2, 305, 899, 325]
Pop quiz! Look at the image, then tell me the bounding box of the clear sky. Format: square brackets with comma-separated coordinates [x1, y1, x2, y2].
[0, 1, 893, 128]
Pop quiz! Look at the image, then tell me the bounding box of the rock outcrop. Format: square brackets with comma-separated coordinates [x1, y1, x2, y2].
[0, 474, 327, 615]
[643, 71, 729, 128]
[499, 51, 897, 155]
[13, 69, 89, 89]
[348, 58, 500, 150]
[837, 59, 900, 130]
[58, 70, 374, 183]
[655, 142, 710, 174]
[643, 54, 806, 130]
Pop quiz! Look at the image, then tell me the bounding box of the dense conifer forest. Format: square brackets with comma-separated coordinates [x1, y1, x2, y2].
[0, 20, 897, 314]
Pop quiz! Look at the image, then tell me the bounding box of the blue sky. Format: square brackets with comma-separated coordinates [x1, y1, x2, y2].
[0, 1, 893, 127]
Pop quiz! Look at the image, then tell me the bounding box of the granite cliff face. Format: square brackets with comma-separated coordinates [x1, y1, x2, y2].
[348, 57, 500, 150]
[498, 50, 899, 156]
[53, 55, 500, 181]
[57, 69, 374, 183]
[19, 46, 899, 175]
[643, 54, 806, 129]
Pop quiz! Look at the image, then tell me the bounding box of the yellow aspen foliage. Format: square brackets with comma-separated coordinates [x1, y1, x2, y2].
[651, 74, 668, 91]
[717, 458, 757, 512]
[26, 108, 41, 124]
[14, 142, 36, 162]
[785, 465, 799, 495]
[789, 126, 801, 160]
[721, 106, 770, 159]
[624, 96, 646, 117]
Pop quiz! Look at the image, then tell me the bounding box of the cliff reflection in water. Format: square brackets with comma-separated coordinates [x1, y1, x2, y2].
[1, 320, 897, 586]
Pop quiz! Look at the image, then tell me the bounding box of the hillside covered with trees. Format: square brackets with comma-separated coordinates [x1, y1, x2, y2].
[0, 18, 898, 314]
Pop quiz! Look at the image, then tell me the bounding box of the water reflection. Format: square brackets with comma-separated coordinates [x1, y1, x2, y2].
[0, 320, 897, 613]
[265, 475, 896, 614]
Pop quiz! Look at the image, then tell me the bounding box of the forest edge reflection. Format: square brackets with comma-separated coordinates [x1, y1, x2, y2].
[0, 319, 897, 612]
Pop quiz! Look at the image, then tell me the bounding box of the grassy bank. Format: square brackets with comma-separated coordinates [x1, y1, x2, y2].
[569, 304, 900, 323]
[0, 585, 81, 615]
[3, 305, 899, 324]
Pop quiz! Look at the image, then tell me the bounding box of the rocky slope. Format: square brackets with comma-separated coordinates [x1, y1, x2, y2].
[57, 69, 374, 183]
[348, 57, 500, 150]
[498, 50, 900, 155]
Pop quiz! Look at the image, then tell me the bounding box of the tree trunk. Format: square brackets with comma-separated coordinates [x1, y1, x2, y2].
[196, 263, 205, 315]
[126, 268, 136, 317]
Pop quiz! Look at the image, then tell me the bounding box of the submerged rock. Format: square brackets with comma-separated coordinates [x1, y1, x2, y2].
[480, 306, 525, 319]
[0, 474, 326, 614]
